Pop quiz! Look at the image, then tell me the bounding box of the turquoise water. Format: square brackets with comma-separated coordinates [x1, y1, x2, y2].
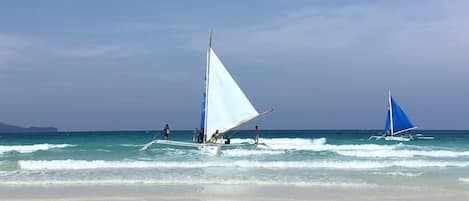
[0, 130, 468, 188]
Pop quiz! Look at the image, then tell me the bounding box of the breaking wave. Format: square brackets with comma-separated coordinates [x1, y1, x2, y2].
[335, 150, 469, 158]
[459, 177, 469, 184]
[372, 171, 423, 177]
[222, 149, 286, 157]
[0, 179, 375, 188]
[0, 144, 75, 154]
[230, 138, 469, 159]
[18, 159, 469, 170]
[243, 137, 399, 152]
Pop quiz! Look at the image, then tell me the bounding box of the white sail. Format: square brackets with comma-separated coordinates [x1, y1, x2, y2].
[143, 33, 272, 152]
[204, 48, 259, 138]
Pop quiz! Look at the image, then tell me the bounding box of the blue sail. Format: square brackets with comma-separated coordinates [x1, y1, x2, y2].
[384, 110, 391, 134]
[387, 96, 416, 134]
[199, 91, 206, 130]
[199, 73, 207, 130]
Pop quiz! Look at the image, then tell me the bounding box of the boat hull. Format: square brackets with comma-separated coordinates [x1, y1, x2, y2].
[384, 136, 413, 141]
[140, 139, 257, 155]
[368, 135, 413, 141]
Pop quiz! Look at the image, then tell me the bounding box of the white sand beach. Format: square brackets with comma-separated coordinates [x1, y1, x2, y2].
[0, 183, 468, 201]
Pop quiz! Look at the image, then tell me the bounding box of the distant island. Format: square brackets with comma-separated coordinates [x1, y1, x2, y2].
[0, 122, 58, 133]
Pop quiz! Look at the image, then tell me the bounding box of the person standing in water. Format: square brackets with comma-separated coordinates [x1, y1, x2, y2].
[197, 128, 204, 143]
[255, 125, 260, 144]
[193, 128, 199, 142]
[163, 124, 170, 140]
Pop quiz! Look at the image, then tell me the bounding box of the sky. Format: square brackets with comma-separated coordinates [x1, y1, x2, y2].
[0, 1, 468, 131]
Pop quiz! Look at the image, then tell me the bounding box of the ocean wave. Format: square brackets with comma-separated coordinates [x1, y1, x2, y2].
[247, 137, 400, 152]
[18, 159, 469, 170]
[336, 150, 469, 158]
[232, 138, 469, 159]
[0, 144, 75, 154]
[222, 149, 286, 157]
[118, 144, 143, 147]
[230, 137, 326, 146]
[459, 177, 469, 184]
[95, 149, 111, 153]
[0, 179, 375, 188]
[372, 171, 423, 177]
[0, 170, 19, 176]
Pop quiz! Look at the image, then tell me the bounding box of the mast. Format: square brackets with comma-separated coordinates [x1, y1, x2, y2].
[203, 31, 212, 144]
[388, 91, 394, 136]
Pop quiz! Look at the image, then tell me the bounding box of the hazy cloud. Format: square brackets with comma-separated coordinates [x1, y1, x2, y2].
[0, 1, 468, 130]
[207, 3, 469, 66]
[57, 44, 135, 58]
[0, 34, 35, 67]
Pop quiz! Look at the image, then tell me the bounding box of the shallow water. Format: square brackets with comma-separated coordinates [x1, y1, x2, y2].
[0, 130, 468, 189]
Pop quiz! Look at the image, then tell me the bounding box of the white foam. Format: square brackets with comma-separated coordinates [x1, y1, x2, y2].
[118, 144, 142, 147]
[0, 170, 19, 176]
[336, 150, 469, 158]
[19, 159, 469, 170]
[0, 144, 75, 154]
[235, 137, 469, 159]
[252, 137, 399, 152]
[222, 149, 286, 157]
[388, 160, 469, 168]
[230, 137, 327, 147]
[312, 137, 327, 145]
[0, 179, 375, 188]
[372, 171, 423, 177]
[459, 177, 469, 184]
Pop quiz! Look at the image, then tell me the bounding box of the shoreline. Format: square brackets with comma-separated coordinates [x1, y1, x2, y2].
[0, 183, 468, 201]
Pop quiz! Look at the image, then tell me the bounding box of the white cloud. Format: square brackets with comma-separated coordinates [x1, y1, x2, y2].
[0, 33, 138, 72]
[193, 2, 469, 68]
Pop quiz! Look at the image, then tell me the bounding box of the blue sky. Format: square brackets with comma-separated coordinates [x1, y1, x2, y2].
[0, 1, 468, 131]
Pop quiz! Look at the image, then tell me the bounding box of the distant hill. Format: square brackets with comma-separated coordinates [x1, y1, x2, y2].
[0, 122, 58, 133]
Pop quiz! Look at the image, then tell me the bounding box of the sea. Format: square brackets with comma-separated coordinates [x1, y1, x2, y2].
[0, 130, 468, 189]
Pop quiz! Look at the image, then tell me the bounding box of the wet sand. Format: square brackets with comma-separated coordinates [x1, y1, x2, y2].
[0, 184, 468, 201]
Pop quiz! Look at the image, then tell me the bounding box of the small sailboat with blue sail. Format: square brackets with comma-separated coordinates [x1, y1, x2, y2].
[369, 92, 418, 141]
[141, 32, 272, 154]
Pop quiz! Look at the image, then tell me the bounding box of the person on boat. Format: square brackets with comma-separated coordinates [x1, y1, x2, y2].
[384, 131, 390, 137]
[224, 137, 231, 144]
[254, 125, 260, 144]
[163, 124, 170, 140]
[193, 128, 199, 142]
[208, 130, 219, 143]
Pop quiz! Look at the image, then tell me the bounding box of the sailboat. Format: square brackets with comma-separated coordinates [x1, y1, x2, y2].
[369, 92, 418, 141]
[141, 32, 272, 153]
